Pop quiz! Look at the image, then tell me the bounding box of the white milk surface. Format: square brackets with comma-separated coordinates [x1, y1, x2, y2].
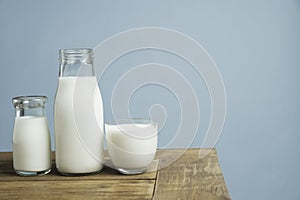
[55, 77, 104, 174]
[106, 123, 157, 169]
[13, 116, 51, 172]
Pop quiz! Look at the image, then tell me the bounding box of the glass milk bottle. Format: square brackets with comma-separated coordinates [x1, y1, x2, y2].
[12, 96, 51, 176]
[54, 48, 104, 175]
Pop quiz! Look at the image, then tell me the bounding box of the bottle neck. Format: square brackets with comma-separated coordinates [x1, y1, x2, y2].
[59, 48, 94, 77]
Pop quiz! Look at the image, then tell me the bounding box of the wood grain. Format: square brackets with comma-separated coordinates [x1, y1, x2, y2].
[0, 149, 230, 199]
[153, 149, 231, 200]
[0, 154, 158, 181]
[0, 180, 155, 200]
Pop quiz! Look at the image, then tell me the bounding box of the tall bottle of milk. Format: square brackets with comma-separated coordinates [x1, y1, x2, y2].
[54, 48, 104, 175]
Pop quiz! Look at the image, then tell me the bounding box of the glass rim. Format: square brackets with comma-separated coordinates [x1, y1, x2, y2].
[105, 118, 158, 140]
[105, 118, 157, 126]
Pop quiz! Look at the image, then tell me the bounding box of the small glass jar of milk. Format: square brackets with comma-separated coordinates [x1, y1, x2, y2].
[12, 96, 52, 176]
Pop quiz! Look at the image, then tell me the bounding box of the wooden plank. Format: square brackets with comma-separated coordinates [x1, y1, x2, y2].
[0, 159, 159, 181]
[153, 148, 231, 200]
[0, 180, 155, 200]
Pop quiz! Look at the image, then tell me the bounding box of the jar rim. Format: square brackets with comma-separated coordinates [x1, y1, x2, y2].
[12, 95, 47, 109]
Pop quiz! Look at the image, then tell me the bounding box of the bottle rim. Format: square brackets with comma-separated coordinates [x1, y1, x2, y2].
[59, 48, 94, 63]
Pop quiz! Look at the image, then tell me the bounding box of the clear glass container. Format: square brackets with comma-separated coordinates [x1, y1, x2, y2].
[55, 48, 104, 175]
[105, 118, 158, 175]
[12, 96, 51, 176]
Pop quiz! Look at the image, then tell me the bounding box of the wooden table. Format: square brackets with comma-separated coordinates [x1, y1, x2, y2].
[0, 148, 230, 200]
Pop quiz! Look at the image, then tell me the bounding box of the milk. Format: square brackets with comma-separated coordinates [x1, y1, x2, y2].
[54, 77, 104, 174]
[13, 116, 51, 172]
[105, 123, 157, 170]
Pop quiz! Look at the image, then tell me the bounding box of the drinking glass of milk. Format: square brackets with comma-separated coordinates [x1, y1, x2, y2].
[105, 119, 158, 175]
[12, 96, 52, 176]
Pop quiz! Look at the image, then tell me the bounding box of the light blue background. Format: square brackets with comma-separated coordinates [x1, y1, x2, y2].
[1, 0, 300, 199]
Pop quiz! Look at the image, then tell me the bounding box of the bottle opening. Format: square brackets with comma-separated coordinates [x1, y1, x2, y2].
[59, 48, 94, 64]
